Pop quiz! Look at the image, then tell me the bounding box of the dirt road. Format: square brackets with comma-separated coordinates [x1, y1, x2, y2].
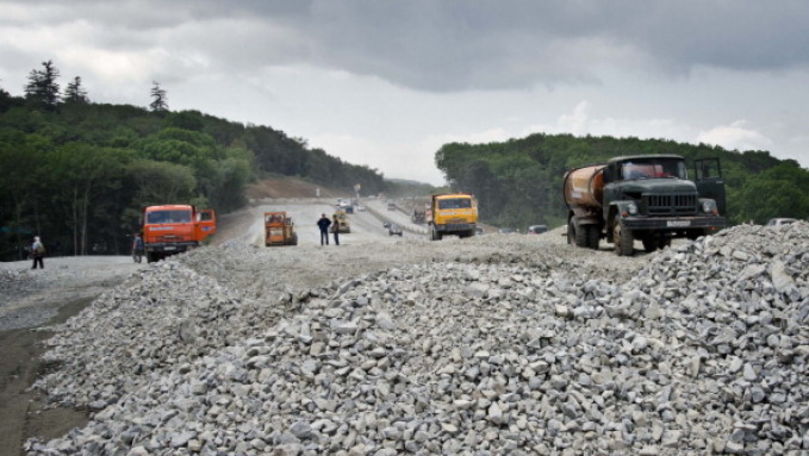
[1, 197, 647, 455]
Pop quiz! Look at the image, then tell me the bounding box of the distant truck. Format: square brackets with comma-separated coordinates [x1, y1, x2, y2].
[265, 211, 298, 246]
[142, 204, 216, 263]
[334, 210, 351, 233]
[428, 193, 478, 240]
[563, 155, 726, 256]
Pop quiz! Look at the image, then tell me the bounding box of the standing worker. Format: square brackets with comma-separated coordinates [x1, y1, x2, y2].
[31, 236, 45, 269]
[132, 233, 144, 263]
[317, 213, 331, 246]
[332, 214, 340, 246]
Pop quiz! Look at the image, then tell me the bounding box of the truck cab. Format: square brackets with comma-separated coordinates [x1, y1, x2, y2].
[142, 204, 216, 262]
[428, 193, 478, 240]
[602, 155, 726, 254]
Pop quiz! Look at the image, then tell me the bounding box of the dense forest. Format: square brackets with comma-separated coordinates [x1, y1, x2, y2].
[436, 133, 809, 229]
[0, 61, 386, 260]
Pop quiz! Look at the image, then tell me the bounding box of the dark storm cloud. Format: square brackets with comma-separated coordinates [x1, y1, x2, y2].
[4, 0, 809, 91]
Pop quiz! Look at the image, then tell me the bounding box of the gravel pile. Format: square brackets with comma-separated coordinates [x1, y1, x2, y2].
[27, 223, 809, 455]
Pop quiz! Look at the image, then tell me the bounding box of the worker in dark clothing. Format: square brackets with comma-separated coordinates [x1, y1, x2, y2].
[132, 233, 145, 263]
[31, 236, 45, 269]
[317, 214, 331, 246]
[332, 214, 340, 246]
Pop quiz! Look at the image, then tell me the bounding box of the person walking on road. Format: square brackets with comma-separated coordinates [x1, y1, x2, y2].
[332, 214, 340, 246]
[317, 214, 331, 246]
[31, 236, 45, 269]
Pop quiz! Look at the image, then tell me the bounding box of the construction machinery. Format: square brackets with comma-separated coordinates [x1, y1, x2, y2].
[142, 204, 216, 263]
[334, 210, 351, 233]
[428, 193, 478, 240]
[563, 154, 726, 256]
[411, 209, 426, 224]
[264, 212, 298, 246]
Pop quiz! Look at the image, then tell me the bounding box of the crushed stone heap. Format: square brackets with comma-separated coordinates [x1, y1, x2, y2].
[27, 222, 809, 455]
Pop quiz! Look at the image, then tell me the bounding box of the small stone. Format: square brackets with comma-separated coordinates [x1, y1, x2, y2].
[488, 402, 504, 425]
[289, 421, 313, 439]
[638, 446, 659, 456]
[743, 363, 757, 381]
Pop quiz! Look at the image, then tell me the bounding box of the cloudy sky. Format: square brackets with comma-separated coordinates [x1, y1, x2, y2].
[2, 1, 808, 184]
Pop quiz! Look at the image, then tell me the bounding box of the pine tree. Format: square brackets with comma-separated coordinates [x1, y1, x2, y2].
[64, 76, 89, 103]
[149, 81, 168, 112]
[24, 60, 61, 108]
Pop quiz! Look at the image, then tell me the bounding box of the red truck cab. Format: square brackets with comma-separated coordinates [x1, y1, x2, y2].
[142, 204, 216, 262]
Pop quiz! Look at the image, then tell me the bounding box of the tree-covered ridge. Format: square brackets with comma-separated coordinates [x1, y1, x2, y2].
[436, 133, 809, 229]
[0, 63, 386, 260]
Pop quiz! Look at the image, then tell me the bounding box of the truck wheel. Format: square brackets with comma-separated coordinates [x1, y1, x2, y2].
[586, 226, 600, 250]
[574, 222, 588, 248]
[613, 223, 634, 256]
[430, 226, 441, 241]
[642, 237, 659, 253]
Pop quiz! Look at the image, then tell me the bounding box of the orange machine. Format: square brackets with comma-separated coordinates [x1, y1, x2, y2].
[142, 204, 216, 263]
[265, 212, 298, 246]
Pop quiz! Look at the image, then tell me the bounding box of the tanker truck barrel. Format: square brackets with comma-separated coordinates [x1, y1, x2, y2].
[563, 165, 606, 209]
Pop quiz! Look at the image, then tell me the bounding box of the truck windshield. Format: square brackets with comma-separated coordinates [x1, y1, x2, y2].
[438, 198, 472, 209]
[620, 159, 687, 180]
[146, 210, 192, 224]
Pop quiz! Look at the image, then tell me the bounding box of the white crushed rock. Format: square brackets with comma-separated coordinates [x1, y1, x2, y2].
[25, 223, 809, 455]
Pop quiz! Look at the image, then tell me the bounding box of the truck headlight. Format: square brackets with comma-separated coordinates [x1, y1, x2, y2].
[702, 200, 717, 214]
[627, 202, 638, 215]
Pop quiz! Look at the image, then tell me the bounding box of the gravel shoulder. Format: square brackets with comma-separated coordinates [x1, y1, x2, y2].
[0, 256, 144, 456]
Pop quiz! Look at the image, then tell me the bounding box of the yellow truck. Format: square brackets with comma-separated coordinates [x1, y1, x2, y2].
[428, 193, 478, 240]
[334, 210, 351, 233]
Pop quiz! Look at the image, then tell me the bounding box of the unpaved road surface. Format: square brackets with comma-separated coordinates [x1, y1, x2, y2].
[8, 198, 806, 455]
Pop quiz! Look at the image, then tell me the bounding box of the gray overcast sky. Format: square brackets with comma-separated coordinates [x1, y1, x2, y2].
[1, 0, 808, 184]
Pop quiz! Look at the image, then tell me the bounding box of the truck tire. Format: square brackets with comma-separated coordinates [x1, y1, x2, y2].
[430, 226, 442, 241]
[574, 222, 588, 248]
[146, 252, 158, 263]
[586, 225, 600, 250]
[613, 222, 634, 256]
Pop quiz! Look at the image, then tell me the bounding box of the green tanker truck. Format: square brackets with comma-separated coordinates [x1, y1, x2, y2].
[563, 154, 727, 256]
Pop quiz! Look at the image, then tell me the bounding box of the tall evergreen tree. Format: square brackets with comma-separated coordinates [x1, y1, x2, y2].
[64, 76, 89, 103]
[149, 81, 168, 112]
[24, 60, 61, 108]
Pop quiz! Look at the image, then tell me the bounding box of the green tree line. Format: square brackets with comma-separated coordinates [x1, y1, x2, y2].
[0, 61, 386, 260]
[435, 133, 809, 229]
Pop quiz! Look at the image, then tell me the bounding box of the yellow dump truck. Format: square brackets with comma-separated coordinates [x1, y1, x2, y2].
[334, 210, 351, 233]
[428, 193, 478, 240]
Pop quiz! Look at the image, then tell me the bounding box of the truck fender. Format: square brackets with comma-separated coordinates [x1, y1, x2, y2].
[607, 200, 637, 233]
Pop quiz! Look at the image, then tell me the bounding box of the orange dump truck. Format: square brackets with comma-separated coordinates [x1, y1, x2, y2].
[265, 211, 298, 246]
[142, 204, 216, 262]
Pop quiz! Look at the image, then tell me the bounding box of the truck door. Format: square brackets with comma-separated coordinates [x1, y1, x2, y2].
[694, 158, 726, 216]
[196, 209, 217, 240]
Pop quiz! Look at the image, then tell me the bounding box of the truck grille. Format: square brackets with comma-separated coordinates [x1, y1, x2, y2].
[643, 193, 697, 215]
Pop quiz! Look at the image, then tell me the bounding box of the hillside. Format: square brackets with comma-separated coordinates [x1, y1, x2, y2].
[436, 133, 809, 228]
[0, 89, 386, 260]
